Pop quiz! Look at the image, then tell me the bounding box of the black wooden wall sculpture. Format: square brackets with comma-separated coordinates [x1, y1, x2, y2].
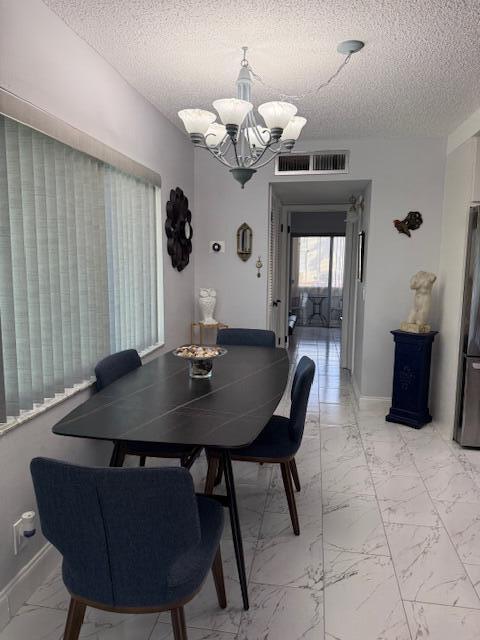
[165, 187, 193, 271]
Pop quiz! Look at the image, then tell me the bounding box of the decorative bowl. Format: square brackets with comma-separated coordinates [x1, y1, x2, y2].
[173, 344, 227, 379]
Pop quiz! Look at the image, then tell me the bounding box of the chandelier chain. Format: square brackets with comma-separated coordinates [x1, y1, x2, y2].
[246, 53, 353, 100]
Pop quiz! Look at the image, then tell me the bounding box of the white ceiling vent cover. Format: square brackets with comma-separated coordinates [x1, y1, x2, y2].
[275, 151, 349, 175]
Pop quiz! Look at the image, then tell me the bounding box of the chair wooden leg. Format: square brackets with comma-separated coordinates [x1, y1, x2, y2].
[280, 462, 300, 536]
[171, 606, 188, 640]
[181, 447, 202, 470]
[211, 546, 227, 609]
[205, 454, 220, 495]
[214, 458, 224, 487]
[64, 598, 86, 640]
[289, 458, 301, 492]
[139, 456, 146, 467]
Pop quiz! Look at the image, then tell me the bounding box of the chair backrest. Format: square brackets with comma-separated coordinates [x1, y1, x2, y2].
[289, 356, 316, 444]
[30, 458, 201, 607]
[94, 349, 142, 391]
[216, 328, 276, 348]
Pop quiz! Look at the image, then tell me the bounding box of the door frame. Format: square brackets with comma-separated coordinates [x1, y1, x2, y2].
[267, 189, 289, 346]
[281, 204, 354, 369]
[342, 214, 358, 370]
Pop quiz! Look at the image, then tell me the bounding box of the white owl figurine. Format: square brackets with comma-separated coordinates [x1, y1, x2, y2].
[198, 288, 217, 325]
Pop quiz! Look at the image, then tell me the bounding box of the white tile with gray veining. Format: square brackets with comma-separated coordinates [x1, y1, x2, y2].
[237, 582, 324, 640]
[385, 522, 480, 608]
[152, 626, 237, 640]
[323, 493, 389, 556]
[319, 402, 356, 427]
[375, 475, 441, 527]
[433, 499, 480, 565]
[365, 438, 420, 480]
[324, 546, 411, 639]
[404, 601, 480, 639]
[321, 425, 375, 498]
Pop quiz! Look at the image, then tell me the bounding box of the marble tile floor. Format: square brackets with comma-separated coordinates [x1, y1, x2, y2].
[2, 327, 480, 639]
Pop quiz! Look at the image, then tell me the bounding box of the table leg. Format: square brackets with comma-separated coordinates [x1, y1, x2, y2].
[109, 441, 126, 467]
[221, 450, 249, 610]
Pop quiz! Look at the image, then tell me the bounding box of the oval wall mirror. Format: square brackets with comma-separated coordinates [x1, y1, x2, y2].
[237, 223, 252, 261]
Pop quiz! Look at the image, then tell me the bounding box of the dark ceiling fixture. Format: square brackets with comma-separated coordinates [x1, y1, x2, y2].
[165, 187, 193, 271]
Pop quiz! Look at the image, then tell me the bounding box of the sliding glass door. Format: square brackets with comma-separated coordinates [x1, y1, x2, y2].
[290, 235, 346, 327]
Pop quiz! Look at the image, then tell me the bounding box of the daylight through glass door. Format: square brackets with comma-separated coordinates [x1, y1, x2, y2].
[290, 235, 345, 327]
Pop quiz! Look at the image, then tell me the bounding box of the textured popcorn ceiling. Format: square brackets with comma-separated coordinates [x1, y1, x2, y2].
[43, 0, 480, 138]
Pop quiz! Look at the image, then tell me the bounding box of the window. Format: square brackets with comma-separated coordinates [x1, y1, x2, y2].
[297, 236, 345, 288]
[331, 236, 346, 289]
[0, 115, 163, 424]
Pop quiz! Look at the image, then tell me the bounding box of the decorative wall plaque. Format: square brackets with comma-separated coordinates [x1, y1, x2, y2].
[165, 187, 193, 272]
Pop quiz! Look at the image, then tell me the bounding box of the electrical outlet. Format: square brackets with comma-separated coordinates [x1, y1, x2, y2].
[13, 519, 26, 555]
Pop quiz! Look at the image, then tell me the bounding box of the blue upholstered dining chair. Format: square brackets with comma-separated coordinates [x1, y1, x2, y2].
[216, 328, 276, 348]
[30, 458, 226, 640]
[205, 356, 315, 535]
[95, 350, 199, 468]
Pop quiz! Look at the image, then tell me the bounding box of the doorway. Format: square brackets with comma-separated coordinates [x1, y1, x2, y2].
[267, 179, 370, 373]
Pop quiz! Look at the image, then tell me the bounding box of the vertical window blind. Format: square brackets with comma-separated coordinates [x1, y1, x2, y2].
[0, 115, 162, 424]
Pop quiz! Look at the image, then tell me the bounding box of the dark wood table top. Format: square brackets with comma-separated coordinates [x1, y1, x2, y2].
[53, 346, 289, 449]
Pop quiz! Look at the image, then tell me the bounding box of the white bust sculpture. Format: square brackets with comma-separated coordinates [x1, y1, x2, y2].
[198, 288, 217, 325]
[401, 271, 437, 333]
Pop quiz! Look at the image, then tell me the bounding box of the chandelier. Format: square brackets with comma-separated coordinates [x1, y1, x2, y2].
[178, 42, 364, 188]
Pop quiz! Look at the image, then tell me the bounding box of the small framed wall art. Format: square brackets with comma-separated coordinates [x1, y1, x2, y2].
[357, 231, 366, 282]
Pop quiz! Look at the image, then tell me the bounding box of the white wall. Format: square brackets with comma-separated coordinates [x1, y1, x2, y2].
[193, 157, 271, 328]
[431, 138, 480, 438]
[194, 137, 446, 399]
[0, 0, 194, 611]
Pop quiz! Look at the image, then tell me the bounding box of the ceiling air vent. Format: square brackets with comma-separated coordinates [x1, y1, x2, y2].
[277, 154, 311, 173]
[275, 150, 349, 176]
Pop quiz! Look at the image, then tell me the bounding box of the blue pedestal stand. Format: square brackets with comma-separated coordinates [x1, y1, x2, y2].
[386, 330, 438, 429]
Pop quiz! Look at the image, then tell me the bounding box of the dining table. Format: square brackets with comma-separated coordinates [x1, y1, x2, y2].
[53, 344, 290, 610]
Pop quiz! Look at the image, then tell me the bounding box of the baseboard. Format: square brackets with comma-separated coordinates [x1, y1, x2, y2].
[351, 376, 361, 406]
[0, 595, 9, 632]
[351, 378, 390, 413]
[0, 543, 60, 631]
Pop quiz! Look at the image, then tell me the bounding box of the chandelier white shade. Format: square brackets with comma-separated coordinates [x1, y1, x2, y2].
[205, 123, 227, 146]
[212, 98, 253, 127]
[177, 44, 364, 187]
[281, 116, 307, 141]
[258, 101, 297, 130]
[178, 109, 216, 134]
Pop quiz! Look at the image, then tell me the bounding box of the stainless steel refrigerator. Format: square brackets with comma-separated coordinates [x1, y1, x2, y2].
[455, 205, 480, 447]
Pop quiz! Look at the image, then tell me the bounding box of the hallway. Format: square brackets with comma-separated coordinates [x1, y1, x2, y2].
[2, 327, 480, 639]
